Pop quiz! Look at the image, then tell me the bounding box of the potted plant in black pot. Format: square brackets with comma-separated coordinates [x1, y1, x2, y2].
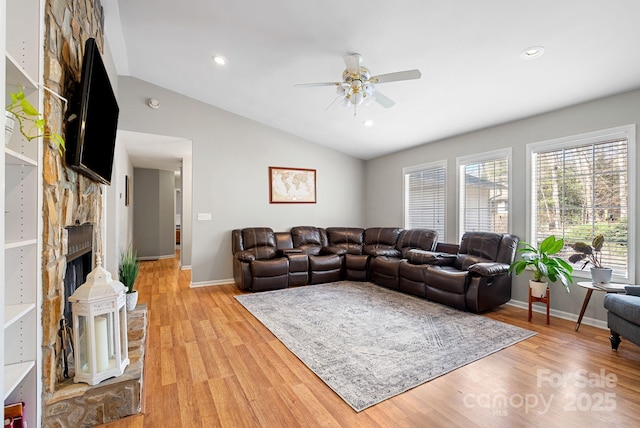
[509, 235, 573, 297]
[119, 246, 140, 311]
[569, 234, 612, 284]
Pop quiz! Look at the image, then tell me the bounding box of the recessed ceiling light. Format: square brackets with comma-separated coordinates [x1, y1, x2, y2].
[520, 46, 545, 60]
[212, 54, 227, 66]
[363, 119, 375, 127]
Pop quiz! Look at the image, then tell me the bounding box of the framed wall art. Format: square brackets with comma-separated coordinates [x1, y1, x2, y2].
[269, 166, 316, 203]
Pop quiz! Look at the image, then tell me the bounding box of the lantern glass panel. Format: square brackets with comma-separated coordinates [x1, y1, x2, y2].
[119, 306, 128, 361]
[76, 314, 90, 374]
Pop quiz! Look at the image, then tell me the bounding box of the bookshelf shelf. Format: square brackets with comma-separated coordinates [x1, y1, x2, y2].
[3, 362, 35, 400]
[5, 149, 37, 167]
[4, 239, 37, 250]
[4, 304, 35, 329]
[6, 53, 38, 91]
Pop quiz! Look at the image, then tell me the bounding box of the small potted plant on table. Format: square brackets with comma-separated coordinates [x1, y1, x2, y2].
[569, 234, 612, 284]
[119, 246, 140, 311]
[509, 235, 573, 297]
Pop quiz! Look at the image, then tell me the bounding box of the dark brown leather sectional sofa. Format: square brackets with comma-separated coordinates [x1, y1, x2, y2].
[231, 226, 519, 313]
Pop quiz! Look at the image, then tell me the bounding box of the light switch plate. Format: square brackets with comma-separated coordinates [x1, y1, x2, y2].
[197, 213, 212, 221]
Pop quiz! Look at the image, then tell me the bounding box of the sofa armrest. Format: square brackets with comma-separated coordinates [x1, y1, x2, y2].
[235, 250, 256, 261]
[322, 245, 348, 256]
[367, 248, 402, 258]
[625, 285, 640, 297]
[407, 249, 456, 266]
[468, 262, 510, 277]
[279, 248, 303, 256]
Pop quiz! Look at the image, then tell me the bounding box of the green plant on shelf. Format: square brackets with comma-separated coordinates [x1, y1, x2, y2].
[5, 85, 65, 154]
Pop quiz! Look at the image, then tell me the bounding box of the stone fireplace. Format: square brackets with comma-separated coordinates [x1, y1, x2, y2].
[44, 226, 146, 427]
[41, 1, 145, 425]
[41, 0, 107, 398]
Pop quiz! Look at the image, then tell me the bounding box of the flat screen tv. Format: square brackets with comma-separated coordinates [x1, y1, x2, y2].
[66, 38, 119, 185]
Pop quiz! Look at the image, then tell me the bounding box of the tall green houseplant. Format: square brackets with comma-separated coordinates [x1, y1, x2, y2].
[509, 235, 574, 292]
[119, 246, 140, 294]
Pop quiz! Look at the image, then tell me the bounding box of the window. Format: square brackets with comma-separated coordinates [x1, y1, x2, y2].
[403, 161, 446, 239]
[457, 149, 511, 238]
[528, 125, 635, 281]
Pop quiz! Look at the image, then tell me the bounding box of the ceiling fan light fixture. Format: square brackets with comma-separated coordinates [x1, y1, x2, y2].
[363, 83, 375, 96]
[520, 46, 545, 60]
[295, 53, 421, 115]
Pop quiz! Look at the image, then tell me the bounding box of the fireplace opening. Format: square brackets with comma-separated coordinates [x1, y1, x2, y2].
[64, 223, 94, 328]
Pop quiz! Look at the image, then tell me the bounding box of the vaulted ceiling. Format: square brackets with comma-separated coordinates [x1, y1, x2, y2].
[103, 0, 640, 161]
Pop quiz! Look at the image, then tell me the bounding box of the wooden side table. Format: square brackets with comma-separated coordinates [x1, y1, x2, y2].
[575, 281, 627, 331]
[529, 286, 550, 325]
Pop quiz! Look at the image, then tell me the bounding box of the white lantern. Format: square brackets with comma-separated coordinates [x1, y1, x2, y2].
[69, 258, 129, 385]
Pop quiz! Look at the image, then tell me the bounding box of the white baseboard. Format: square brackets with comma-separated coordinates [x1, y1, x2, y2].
[190, 278, 234, 288]
[180, 265, 192, 271]
[507, 299, 608, 330]
[139, 254, 175, 261]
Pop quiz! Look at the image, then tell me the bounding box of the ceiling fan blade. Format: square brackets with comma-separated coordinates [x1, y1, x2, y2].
[325, 95, 343, 111]
[294, 82, 341, 87]
[373, 90, 395, 108]
[370, 69, 422, 84]
[343, 53, 362, 75]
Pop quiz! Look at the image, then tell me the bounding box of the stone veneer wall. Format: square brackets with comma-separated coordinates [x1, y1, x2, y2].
[41, 0, 105, 401]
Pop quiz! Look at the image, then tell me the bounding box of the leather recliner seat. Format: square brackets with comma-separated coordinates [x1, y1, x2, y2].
[231, 227, 289, 291]
[371, 229, 439, 290]
[343, 227, 403, 281]
[399, 231, 519, 312]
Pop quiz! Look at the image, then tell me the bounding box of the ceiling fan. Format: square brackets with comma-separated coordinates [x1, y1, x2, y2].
[295, 53, 421, 115]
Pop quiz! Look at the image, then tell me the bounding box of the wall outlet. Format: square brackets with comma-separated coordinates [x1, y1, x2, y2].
[197, 213, 212, 221]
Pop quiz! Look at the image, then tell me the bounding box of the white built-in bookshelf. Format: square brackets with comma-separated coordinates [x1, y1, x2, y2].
[3, 0, 44, 425]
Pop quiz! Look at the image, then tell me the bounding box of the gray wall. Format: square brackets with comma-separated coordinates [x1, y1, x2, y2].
[365, 88, 640, 324]
[117, 77, 365, 284]
[133, 168, 175, 258]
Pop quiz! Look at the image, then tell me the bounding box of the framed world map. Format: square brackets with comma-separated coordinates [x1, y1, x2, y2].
[269, 167, 316, 203]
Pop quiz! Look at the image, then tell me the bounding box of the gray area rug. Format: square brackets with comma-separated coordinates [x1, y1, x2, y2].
[235, 281, 535, 412]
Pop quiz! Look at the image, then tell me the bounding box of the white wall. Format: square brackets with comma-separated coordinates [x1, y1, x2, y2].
[105, 134, 134, 276]
[116, 77, 365, 284]
[365, 88, 640, 324]
[181, 155, 192, 269]
[103, 38, 134, 276]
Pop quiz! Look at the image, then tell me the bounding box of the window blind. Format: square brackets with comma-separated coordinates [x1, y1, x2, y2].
[532, 138, 629, 278]
[459, 156, 509, 236]
[404, 163, 446, 239]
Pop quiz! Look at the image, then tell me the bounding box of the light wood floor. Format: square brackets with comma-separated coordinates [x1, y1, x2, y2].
[100, 254, 640, 427]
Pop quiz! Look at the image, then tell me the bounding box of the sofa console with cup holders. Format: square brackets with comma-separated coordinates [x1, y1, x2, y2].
[231, 226, 519, 313]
